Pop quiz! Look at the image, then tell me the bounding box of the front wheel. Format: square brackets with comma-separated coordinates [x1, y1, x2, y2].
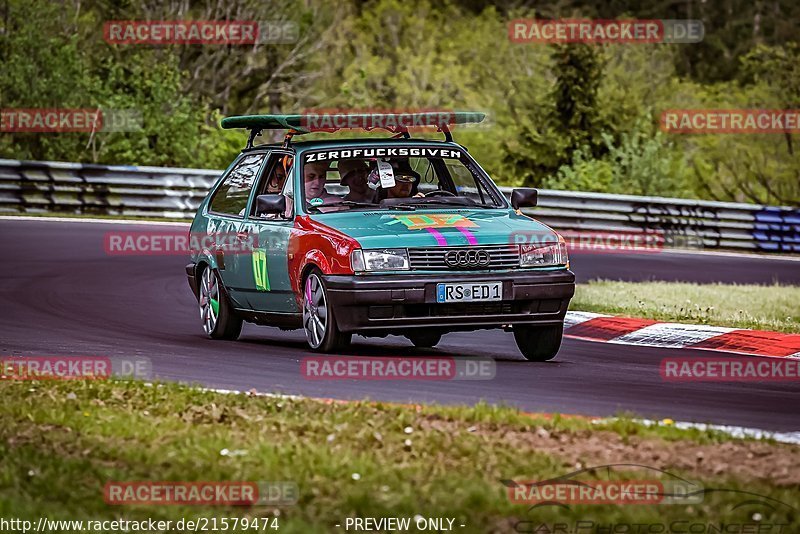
[303, 270, 351, 352]
[513, 324, 563, 361]
[198, 267, 242, 340]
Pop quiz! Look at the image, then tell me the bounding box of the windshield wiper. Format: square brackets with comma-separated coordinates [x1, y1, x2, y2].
[306, 200, 379, 212]
[410, 198, 475, 206]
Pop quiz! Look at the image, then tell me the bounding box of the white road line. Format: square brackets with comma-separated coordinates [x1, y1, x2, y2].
[195, 384, 800, 445]
[608, 322, 735, 348]
[599, 418, 800, 445]
[645, 247, 800, 262]
[564, 311, 608, 329]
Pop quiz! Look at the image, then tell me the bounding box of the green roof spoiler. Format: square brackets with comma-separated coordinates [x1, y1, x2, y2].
[220, 111, 485, 148]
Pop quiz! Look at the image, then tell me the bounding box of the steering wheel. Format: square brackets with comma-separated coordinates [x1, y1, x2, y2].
[424, 190, 456, 198]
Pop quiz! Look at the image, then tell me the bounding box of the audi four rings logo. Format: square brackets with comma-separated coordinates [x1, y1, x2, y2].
[444, 249, 491, 268]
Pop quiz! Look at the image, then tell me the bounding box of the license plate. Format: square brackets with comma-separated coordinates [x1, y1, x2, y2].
[436, 281, 502, 303]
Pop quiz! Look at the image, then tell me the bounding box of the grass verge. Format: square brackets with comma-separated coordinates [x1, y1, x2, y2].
[1, 379, 798, 533]
[572, 281, 800, 333]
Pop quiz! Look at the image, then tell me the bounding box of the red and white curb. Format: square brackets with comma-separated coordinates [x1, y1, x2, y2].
[564, 311, 800, 359]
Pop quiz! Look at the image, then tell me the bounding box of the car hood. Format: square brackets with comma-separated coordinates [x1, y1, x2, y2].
[311, 209, 558, 249]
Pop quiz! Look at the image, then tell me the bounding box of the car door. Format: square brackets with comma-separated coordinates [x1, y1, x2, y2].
[206, 152, 268, 308]
[236, 151, 297, 313]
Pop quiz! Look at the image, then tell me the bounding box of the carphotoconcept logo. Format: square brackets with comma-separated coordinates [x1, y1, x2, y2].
[509, 19, 704, 44]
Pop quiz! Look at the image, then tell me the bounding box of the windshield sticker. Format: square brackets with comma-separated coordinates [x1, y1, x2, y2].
[305, 147, 461, 163]
[386, 214, 478, 230]
[377, 160, 396, 188]
[308, 197, 324, 206]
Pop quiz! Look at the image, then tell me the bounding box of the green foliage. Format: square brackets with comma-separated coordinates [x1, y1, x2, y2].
[0, 0, 797, 205]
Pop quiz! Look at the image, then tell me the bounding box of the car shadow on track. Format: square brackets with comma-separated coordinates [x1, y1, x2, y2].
[233, 329, 529, 362]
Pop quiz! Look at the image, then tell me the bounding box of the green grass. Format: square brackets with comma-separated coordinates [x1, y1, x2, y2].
[1, 379, 798, 533]
[572, 281, 800, 333]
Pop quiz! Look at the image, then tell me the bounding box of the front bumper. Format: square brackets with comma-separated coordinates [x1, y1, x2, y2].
[324, 269, 575, 333]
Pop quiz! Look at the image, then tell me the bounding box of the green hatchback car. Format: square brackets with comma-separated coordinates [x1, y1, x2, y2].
[186, 113, 575, 360]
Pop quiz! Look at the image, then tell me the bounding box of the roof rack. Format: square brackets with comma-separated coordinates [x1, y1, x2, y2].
[221, 112, 485, 149]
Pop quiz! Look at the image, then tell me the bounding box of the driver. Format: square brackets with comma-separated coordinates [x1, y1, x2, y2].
[384, 160, 424, 199]
[386, 173, 419, 199]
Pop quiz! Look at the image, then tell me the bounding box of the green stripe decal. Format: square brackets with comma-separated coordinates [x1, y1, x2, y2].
[252, 249, 270, 291]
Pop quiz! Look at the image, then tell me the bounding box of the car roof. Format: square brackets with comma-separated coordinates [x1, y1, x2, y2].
[241, 137, 466, 155]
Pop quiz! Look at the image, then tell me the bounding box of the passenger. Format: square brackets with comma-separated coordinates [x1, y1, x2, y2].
[338, 159, 375, 203]
[266, 164, 286, 193]
[303, 160, 337, 204]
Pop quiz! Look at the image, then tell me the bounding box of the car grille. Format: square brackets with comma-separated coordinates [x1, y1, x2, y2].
[407, 245, 519, 270]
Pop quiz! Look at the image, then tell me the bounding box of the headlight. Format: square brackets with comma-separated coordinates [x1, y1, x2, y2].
[351, 248, 409, 272]
[519, 241, 568, 267]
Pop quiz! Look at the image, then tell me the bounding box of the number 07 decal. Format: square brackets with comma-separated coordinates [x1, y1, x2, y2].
[252, 249, 270, 291]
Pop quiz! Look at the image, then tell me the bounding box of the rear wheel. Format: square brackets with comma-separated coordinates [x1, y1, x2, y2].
[198, 267, 242, 340]
[303, 270, 351, 352]
[406, 330, 442, 348]
[513, 324, 563, 361]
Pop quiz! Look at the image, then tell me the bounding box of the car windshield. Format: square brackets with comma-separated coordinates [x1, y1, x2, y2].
[300, 147, 505, 213]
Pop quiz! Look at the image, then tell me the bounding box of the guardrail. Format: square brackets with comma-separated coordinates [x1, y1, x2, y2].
[1, 159, 797, 252]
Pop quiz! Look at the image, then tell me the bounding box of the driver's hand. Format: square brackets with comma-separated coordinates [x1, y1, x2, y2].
[413, 192, 425, 198]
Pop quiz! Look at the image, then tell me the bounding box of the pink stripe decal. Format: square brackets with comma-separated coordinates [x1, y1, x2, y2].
[457, 226, 478, 245]
[426, 227, 448, 246]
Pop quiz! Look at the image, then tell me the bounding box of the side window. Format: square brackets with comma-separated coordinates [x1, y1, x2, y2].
[209, 154, 265, 216]
[281, 157, 295, 219]
[250, 152, 294, 219]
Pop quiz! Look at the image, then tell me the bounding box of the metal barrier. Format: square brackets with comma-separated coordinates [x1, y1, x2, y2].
[1, 158, 797, 252]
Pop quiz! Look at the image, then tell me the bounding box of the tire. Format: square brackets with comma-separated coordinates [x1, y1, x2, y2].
[406, 330, 442, 348]
[303, 269, 351, 353]
[198, 266, 242, 340]
[513, 324, 563, 361]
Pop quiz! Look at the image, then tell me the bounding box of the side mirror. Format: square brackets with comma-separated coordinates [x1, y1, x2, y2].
[511, 188, 538, 209]
[255, 194, 286, 216]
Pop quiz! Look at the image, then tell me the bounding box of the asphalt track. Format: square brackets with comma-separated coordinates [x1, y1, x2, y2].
[1, 219, 798, 431]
